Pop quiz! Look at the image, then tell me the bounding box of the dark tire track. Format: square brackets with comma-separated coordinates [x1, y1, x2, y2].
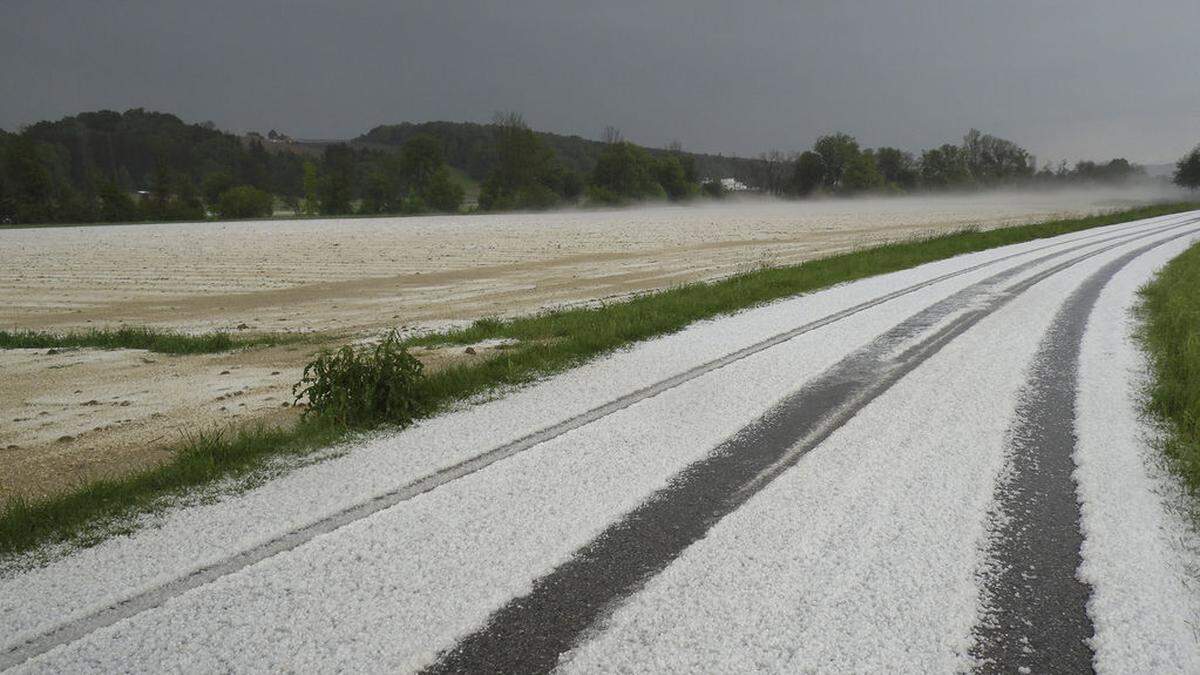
[427, 222, 1199, 674]
[969, 227, 1198, 672]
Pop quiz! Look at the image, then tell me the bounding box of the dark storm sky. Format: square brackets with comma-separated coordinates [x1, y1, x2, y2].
[3, 1, 1197, 164]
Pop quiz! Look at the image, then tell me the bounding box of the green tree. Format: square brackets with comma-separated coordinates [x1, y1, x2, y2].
[653, 155, 693, 201]
[240, 138, 271, 190]
[1174, 145, 1200, 190]
[560, 169, 584, 201]
[590, 141, 663, 201]
[920, 144, 973, 188]
[0, 109, 316, 224]
[422, 165, 465, 213]
[840, 151, 885, 193]
[170, 174, 205, 220]
[792, 151, 825, 195]
[0, 132, 13, 222]
[96, 178, 137, 222]
[400, 135, 444, 193]
[359, 166, 396, 214]
[478, 112, 564, 210]
[812, 133, 861, 189]
[302, 161, 319, 215]
[5, 135, 54, 223]
[202, 170, 234, 210]
[145, 159, 173, 219]
[874, 147, 918, 190]
[216, 185, 274, 219]
[55, 184, 95, 223]
[961, 129, 1033, 182]
[319, 144, 355, 215]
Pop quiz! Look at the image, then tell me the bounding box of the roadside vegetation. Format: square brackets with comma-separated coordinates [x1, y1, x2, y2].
[1137, 238, 1200, 497]
[2, 202, 1196, 562]
[0, 326, 303, 355]
[295, 331, 428, 428]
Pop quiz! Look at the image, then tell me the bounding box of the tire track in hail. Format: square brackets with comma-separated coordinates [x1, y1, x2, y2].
[426, 221, 1200, 673]
[969, 224, 1200, 672]
[1, 214, 1192, 672]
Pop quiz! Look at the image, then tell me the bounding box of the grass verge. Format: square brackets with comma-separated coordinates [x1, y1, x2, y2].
[2, 201, 1196, 561]
[0, 422, 344, 560]
[0, 326, 304, 355]
[1137, 237, 1200, 496]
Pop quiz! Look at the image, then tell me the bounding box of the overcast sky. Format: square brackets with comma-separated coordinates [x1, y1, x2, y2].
[3, 1, 1197, 164]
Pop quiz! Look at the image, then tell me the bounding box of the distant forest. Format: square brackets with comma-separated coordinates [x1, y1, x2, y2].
[0, 108, 1172, 226]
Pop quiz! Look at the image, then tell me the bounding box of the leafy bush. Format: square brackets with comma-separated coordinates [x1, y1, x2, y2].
[477, 113, 567, 211]
[293, 330, 428, 428]
[422, 165, 466, 212]
[653, 155, 695, 201]
[1175, 145, 1200, 190]
[585, 185, 622, 205]
[590, 141, 664, 200]
[216, 185, 273, 219]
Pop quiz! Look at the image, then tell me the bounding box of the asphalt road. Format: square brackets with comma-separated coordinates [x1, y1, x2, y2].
[3, 211, 1200, 673]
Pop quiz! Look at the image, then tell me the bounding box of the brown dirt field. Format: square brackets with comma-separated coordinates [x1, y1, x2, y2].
[0, 189, 1176, 500]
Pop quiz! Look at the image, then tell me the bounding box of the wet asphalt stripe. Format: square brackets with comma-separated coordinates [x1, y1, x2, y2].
[969, 227, 1199, 672]
[0, 215, 1190, 672]
[425, 223, 1200, 674]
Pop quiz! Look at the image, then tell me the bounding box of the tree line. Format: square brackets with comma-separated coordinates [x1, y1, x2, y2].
[354, 119, 761, 187]
[0, 109, 729, 225]
[0, 109, 478, 225]
[472, 114, 722, 211]
[753, 128, 1153, 198]
[0, 108, 1188, 227]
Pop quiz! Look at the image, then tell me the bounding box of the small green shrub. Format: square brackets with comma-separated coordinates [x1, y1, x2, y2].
[293, 330, 428, 428]
[216, 185, 274, 219]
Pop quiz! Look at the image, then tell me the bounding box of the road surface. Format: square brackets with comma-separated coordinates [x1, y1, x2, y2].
[3, 211, 1200, 673]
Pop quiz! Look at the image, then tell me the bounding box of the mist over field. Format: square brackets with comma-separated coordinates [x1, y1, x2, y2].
[2, 182, 1182, 334]
[582, 181, 1190, 219]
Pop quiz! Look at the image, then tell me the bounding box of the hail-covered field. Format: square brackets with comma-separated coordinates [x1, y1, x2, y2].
[0, 187, 1178, 498]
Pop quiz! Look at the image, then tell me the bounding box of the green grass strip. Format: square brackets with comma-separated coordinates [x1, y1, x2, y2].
[2, 201, 1196, 561]
[0, 326, 302, 355]
[0, 423, 343, 559]
[1137, 237, 1200, 496]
